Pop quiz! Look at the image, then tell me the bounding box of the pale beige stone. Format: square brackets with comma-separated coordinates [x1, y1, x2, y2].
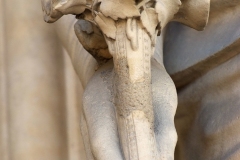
[63, 49, 87, 160]
[40, 1, 188, 159]
[1, 0, 240, 160]
[0, 0, 9, 159]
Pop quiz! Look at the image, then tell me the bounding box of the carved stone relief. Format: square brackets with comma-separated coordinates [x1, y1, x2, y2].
[41, 0, 210, 159]
[2, 0, 240, 160]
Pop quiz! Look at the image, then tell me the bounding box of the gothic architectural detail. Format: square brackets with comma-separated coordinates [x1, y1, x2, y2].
[40, 0, 210, 159]
[1, 0, 240, 160]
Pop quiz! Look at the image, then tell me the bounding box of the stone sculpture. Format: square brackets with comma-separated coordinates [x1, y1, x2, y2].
[41, 0, 211, 159]
[2, 0, 240, 159]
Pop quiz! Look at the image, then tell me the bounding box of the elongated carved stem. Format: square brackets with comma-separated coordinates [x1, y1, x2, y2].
[40, 0, 212, 159]
[105, 20, 158, 160]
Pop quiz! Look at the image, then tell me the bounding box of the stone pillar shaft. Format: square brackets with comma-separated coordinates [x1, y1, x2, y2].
[3, 0, 68, 159]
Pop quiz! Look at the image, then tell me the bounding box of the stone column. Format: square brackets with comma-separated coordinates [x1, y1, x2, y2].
[63, 49, 87, 160]
[0, 0, 9, 159]
[4, 0, 68, 159]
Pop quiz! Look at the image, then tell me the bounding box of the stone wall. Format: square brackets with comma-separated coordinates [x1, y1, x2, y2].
[0, 0, 87, 159]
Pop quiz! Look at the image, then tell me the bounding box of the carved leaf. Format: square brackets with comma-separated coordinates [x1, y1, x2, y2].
[173, 0, 210, 31]
[54, 0, 87, 15]
[41, 0, 87, 22]
[94, 13, 117, 39]
[41, 0, 63, 22]
[98, 0, 140, 20]
[155, 0, 181, 28]
[140, 8, 158, 38]
[76, 9, 95, 22]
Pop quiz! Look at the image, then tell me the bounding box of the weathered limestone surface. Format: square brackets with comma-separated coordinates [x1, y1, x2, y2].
[1, 0, 240, 160]
[40, 0, 183, 159]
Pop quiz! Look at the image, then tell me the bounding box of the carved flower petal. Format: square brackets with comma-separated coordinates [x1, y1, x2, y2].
[98, 0, 140, 20]
[94, 13, 116, 39]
